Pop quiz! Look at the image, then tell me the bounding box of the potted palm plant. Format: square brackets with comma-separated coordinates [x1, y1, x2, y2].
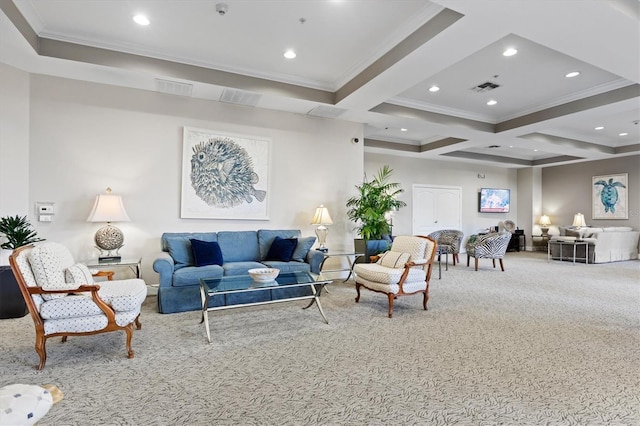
[0, 215, 43, 319]
[346, 165, 406, 260]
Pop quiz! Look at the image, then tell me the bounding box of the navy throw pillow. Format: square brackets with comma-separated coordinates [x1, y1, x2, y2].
[266, 237, 298, 262]
[190, 239, 224, 267]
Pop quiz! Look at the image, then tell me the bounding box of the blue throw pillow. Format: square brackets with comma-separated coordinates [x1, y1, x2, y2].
[266, 237, 298, 262]
[190, 239, 224, 267]
[291, 236, 316, 262]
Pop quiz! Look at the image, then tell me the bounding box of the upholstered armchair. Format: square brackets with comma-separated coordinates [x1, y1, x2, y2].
[9, 242, 147, 369]
[428, 229, 464, 265]
[353, 235, 437, 318]
[466, 232, 512, 271]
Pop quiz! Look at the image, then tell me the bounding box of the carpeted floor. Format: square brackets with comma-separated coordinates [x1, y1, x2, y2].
[1, 251, 639, 425]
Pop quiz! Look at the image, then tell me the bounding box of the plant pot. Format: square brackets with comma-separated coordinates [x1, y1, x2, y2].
[354, 238, 391, 263]
[0, 265, 28, 319]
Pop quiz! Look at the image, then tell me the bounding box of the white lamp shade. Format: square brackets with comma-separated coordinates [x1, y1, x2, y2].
[572, 213, 586, 227]
[311, 205, 333, 226]
[539, 215, 551, 226]
[87, 194, 130, 223]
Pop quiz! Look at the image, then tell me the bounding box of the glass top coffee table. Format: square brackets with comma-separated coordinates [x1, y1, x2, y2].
[199, 271, 332, 343]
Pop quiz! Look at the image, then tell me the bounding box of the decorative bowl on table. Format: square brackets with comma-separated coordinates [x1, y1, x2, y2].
[248, 268, 280, 283]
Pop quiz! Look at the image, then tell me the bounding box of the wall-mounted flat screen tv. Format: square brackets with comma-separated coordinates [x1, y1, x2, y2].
[479, 188, 510, 213]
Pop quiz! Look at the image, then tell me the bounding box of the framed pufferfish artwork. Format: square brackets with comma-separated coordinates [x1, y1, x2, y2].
[181, 127, 270, 220]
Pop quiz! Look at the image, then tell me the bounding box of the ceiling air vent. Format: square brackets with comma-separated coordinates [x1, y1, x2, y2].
[307, 105, 347, 119]
[155, 79, 193, 97]
[219, 88, 261, 107]
[487, 145, 501, 148]
[471, 81, 500, 92]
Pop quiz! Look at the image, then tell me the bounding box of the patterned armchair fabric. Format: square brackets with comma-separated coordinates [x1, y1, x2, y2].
[466, 232, 511, 271]
[9, 242, 147, 369]
[428, 229, 464, 265]
[353, 235, 437, 318]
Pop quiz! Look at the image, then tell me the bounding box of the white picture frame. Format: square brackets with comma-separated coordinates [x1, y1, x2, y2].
[181, 127, 270, 220]
[592, 173, 628, 220]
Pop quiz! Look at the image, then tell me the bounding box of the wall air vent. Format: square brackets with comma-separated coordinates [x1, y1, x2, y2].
[471, 81, 500, 92]
[219, 88, 261, 107]
[487, 145, 501, 148]
[155, 79, 193, 97]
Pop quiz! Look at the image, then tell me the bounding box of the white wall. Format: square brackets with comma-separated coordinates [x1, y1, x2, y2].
[26, 75, 364, 282]
[0, 63, 30, 217]
[364, 153, 518, 246]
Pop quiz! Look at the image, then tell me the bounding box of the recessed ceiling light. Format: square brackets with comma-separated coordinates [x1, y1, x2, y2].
[133, 14, 150, 26]
[400, 128, 407, 132]
[487, 100, 497, 106]
[565, 71, 580, 78]
[619, 132, 628, 136]
[429, 85, 440, 92]
[502, 48, 517, 57]
[534, 149, 538, 152]
[284, 49, 296, 59]
[595, 126, 605, 130]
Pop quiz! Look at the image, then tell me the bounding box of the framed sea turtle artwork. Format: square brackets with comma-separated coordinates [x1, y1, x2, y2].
[181, 127, 270, 220]
[592, 173, 628, 220]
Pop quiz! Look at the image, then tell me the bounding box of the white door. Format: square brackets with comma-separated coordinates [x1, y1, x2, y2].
[412, 185, 462, 235]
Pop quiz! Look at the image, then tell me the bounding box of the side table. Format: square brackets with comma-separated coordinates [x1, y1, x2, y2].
[531, 234, 550, 252]
[319, 252, 364, 282]
[82, 258, 141, 279]
[548, 240, 589, 265]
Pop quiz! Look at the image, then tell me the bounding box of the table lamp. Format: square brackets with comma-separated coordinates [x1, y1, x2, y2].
[572, 213, 586, 229]
[87, 187, 130, 262]
[311, 205, 333, 252]
[539, 215, 551, 236]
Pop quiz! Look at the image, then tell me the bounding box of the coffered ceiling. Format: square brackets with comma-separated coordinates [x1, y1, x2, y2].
[1, 0, 639, 168]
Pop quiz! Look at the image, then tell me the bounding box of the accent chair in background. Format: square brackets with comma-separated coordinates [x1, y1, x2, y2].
[465, 232, 511, 271]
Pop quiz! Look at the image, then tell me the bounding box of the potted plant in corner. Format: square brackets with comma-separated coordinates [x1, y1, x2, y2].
[0, 215, 44, 319]
[346, 165, 406, 262]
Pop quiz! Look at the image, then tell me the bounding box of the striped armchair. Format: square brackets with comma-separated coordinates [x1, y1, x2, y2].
[466, 232, 511, 271]
[428, 229, 464, 265]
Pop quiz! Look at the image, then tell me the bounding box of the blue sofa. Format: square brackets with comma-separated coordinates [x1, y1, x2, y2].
[153, 229, 324, 313]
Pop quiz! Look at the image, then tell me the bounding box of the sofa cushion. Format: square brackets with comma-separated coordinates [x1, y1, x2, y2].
[163, 233, 218, 270]
[260, 260, 311, 273]
[291, 236, 316, 262]
[218, 231, 260, 262]
[602, 227, 632, 232]
[222, 261, 266, 276]
[173, 265, 223, 287]
[190, 239, 224, 267]
[266, 237, 298, 262]
[258, 229, 302, 260]
[65, 263, 95, 285]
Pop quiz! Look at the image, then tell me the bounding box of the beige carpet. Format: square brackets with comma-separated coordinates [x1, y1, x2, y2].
[1, 251, 639, 425]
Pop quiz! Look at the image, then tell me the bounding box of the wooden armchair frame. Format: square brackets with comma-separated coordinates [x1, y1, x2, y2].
[355, 236, 437, 318]
[9, 245, 142, 370]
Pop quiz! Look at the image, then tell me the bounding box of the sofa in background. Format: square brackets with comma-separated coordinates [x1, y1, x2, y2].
[153, 229, 324, 313]
[550, 226, 639, 264]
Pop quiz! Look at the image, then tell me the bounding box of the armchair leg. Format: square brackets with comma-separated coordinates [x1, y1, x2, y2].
[467, 255, 470, 267]
[35, 333, 47, 370]
[387, 294, 394, 318]
[135, 314, 142, 330]
[499, 259, 505, 271]
[475, 258, 479, 271]
[355, 282, 361, 303]
[124, 323, 135, 359]
[422, 291, 428, 311]
[492, 259, 496, 268]
[61, 336, 68, 343]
